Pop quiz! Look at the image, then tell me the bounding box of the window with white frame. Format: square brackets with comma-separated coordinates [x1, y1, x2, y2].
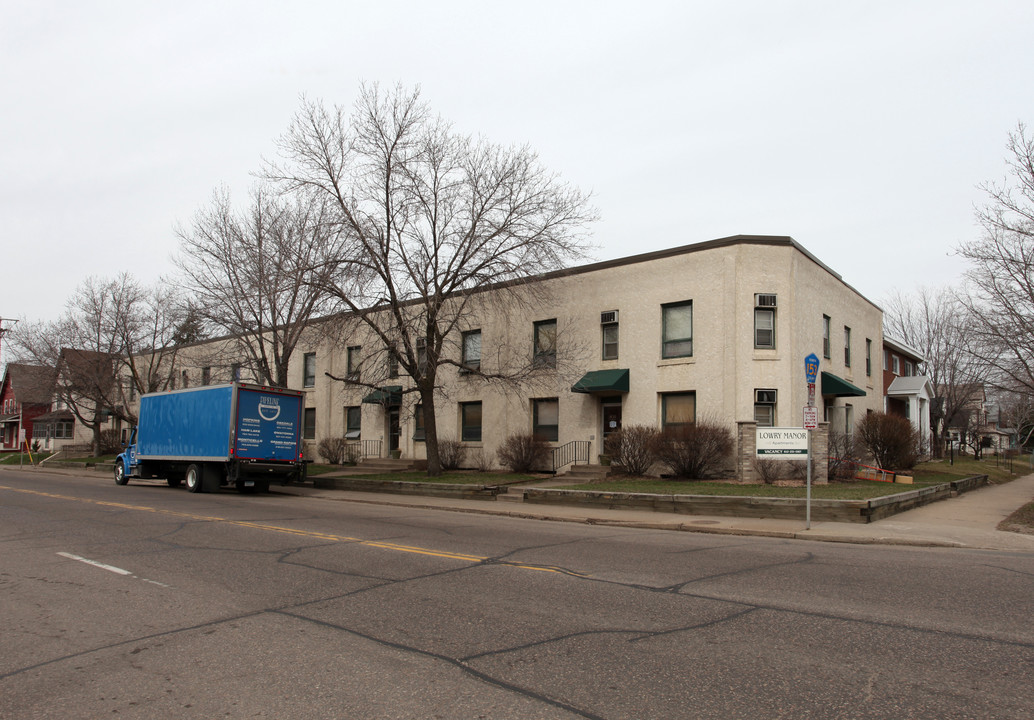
[601, 311, 619, 360]
[754, 294, 776, 349]
[303, 353, 316, 387]
[346, 346, 361, 380]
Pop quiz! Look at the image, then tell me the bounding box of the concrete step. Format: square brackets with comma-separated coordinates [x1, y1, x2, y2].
[558, 464, 612, 482]
[355, 458, 417, 473]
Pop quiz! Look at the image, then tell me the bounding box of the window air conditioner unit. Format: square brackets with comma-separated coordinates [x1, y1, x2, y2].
[755, 389, 777, 404]
[600, 310, 618, 325]
[755, 293, 777, 307]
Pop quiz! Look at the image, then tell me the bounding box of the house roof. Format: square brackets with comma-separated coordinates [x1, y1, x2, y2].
[1, 363, 56, 405]
[887, 375, 934, 397]
[883, 336, 925, 363]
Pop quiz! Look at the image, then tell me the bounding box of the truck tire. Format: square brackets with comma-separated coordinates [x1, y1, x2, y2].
[114, 460, 129, 486]
[185, 464, 204, 493]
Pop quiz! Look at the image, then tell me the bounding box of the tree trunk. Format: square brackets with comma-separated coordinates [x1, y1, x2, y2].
[420, 383, 442, 476]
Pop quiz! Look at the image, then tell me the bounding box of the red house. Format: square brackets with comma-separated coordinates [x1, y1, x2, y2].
[0, 364, 56, 452]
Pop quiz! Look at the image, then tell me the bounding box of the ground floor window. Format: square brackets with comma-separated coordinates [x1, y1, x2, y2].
[461, 402, 482, 442]
[303, 408, 316, 440]
[661, 392, 695, 428]
[344, 406, 361, 439]
[532, 398, 559, 442]
[754, 389, 777, 427]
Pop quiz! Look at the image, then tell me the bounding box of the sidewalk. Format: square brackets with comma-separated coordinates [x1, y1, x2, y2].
[277, 473, 1034, 552]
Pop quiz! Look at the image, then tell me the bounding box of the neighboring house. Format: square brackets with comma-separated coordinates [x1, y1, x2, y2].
[155, 235, 884, 480]
[0, 363, 56, 452]
[882, 336, 934, 453]
[39, 348, 123, 453]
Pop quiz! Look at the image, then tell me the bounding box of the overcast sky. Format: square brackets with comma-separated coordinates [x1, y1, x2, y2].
[3, 0, 1033, 338]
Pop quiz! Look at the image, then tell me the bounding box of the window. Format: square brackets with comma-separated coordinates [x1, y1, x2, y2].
[387, 350, 399, 379]
[823, 315, 831, 359]
[892, 356, 900, 374]
[181, 369, 189, 388]
[344, 406, 361, 439]
[462, 330, 481, 371]
[346, 346, 361, 380]
[303, 408, 316, 440]
[754, 389, 777, 427]
[416, 337, 427, 374]
[533, 398, 559, 442]
[904, 360, 913, 377]
[55, 420, 74, 439]
[601, 312, 619, 360]
[201, 366, 211, 386]
[754, 308, 775, 349]
[461, 402, 482, 442]
[865, 339, 872, 377]
[661, 392, 696, 428]
[303, 353, 316, 388]
[231, 363, 242, 382]
[883, 350, 889, 372]
[662, 301, 693, 358]
[413, 404, 425, 441]
[533, 320, 557, 368]
[844, 327, 851, 367]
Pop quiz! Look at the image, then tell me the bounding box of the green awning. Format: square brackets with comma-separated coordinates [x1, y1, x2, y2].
[362, 385, 403, 405]
[571, 369, 629, 394]
[821, 371, 866, 398]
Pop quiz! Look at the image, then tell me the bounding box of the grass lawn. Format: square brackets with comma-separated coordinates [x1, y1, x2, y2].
[551, 453, 1033, 501]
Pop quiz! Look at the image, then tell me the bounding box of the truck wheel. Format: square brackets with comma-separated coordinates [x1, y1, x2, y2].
[185, 464, 204, 493]
[114, 460, 129, 486]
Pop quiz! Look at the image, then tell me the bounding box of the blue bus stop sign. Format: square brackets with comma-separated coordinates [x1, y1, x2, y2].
[805, 353, 819, 384]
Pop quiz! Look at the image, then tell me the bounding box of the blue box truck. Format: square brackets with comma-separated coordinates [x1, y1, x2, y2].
[114, 382, 306, 493]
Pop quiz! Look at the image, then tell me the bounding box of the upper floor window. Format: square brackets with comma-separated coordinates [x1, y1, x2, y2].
[231, 363, 242, 382]
[462, 330, 482, 371]
[201, 367, 211, 386]
[181, 369, 189, 388]
[387, 350, 399, 379]
[844, 327, 852, 367]
[892, 356, 900, 374]
[346, 346, 361, 380]
[662, 301, 693, 359]
[532, 398, 559, 442]
[904, 360, 913, 377]
[533, 320, 557, 368]
[303, 353, 316, 388]
[822, 315, 831, 359]
[601, 310, 619, 361]
[865, 339, 872, 377]
[754, 294, 776, 349]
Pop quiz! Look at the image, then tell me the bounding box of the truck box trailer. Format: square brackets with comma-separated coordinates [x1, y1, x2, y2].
[114, 383, 306, 493]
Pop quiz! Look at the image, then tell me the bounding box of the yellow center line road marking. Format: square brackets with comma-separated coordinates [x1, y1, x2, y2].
[1, 485, 588, 577]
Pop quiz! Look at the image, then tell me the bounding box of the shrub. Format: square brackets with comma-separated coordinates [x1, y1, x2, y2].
[827, 430, 864, 481]
[604, 424, 658, 476]
[856, 412, 921, 471]
[99, 430, 123, 455]
[497, 433, 551, 473]
[437, 438, 466, 470]
[317, 437, 351, 464]
[650, 419, 734, 480]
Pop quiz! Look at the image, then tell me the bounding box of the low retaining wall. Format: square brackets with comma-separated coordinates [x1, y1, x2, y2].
[314, 476, 502, 500]
[520, 475, 989, 524]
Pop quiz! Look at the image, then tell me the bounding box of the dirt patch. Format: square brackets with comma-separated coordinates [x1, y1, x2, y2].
[998, 501, 1034, 535]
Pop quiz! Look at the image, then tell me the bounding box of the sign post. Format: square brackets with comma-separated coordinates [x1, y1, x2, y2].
[803, 353, 819, 530]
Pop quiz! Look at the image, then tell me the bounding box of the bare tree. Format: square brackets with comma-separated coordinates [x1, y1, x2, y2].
[958, 122, 1034, 398]
[882, 286, 985, 456]
[267, 84, 597, 475]
[118, 281, 192, 398]
[175, 183, 346, 387]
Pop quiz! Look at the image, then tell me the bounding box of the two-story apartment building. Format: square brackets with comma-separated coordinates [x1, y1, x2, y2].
[271, 235, 884, 476]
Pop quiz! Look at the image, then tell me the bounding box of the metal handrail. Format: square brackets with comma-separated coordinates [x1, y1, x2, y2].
[346, 440, 382, 460]
[551, 440, 591, 474]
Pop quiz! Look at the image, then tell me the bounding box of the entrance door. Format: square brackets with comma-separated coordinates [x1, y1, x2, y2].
[388, 408, 401, 455]
[602, 401, 622, 454]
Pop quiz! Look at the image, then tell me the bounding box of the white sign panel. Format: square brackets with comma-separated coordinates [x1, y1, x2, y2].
[756, 428, 809, 458]
[803, 406, 818, 430]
